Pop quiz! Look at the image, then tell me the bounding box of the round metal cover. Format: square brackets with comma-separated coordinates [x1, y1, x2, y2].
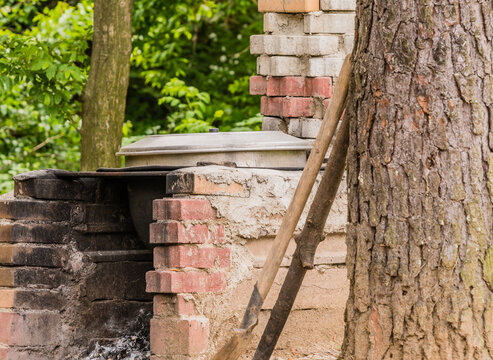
[117, 131, 311, 156]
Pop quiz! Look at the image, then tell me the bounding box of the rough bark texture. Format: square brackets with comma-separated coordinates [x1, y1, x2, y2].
[342, 1, 493, 359]
[81, 0, 134, 170]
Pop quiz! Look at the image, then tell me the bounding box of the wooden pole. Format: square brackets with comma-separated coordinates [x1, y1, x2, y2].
[253, 108, 350, 360]
[211, 55, 352, 360]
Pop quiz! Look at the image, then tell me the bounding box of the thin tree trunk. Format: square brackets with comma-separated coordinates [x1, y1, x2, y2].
[343, 1, 493, 359]
[81, 0, 134, 170]
[253, 112, 349, 360]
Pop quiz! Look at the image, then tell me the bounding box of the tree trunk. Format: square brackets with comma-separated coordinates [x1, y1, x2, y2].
[81, 0, 134, 170]
[342, 1, 493, 359]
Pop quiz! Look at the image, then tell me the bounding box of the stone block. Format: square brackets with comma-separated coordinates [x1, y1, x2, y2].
[263, 13, 304, 35]
[150, 221, 224, 245]
[258, 0, 319, 13]
[304, 13, 355, 34]
[261, 117, 287, 132]
[146, 271, 226, 294]
[71, 203, 133, 233]
[153, 246, 230, 269]
[320, 0, 356, 10]
[150, 317, 209, 356]
[153, 199, 216, 221]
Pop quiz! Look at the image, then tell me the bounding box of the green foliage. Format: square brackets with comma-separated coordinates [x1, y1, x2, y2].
[0, 0, 92, 193]
[0, 0, 262, 193]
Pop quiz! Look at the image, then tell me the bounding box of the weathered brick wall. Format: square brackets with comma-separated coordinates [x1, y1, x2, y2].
[147, 166, 348, 359]
[0, 171, 153, 359]
[251, 0, 356, 139]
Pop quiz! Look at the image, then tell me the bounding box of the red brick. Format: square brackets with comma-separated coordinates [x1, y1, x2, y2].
[153, 294, 196, 317]
[154, 246, 230, 269]
[266, 77, 281, 96]
[261, 96, 283, 117]
[0, 311, 61, 346]
[249, 76, 267, 95]
[261, 97, 315, 118]
[150, 221, 224, 245]
[153, 199, 215, 221]
[279, 77, 306, 97]
[282, 98, 314, 117]
[0, 223, 12, 243]
[146, 271, 226, 294]
[307, 77, 332, 98]
[150, 317, 208, 355]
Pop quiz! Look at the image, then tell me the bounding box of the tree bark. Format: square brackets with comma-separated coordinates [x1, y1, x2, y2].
[81, 0, 134, 170]
[342, 1, 493, 359]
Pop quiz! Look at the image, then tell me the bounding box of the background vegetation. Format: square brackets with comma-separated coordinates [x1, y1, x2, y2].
[0, 0, 262, 193]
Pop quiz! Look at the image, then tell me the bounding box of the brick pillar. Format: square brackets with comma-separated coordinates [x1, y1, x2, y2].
[251, 0, 355, 139]
[147, 198, 229, 359]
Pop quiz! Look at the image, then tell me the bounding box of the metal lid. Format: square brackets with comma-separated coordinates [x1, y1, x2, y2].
[117, 131, 311, 156]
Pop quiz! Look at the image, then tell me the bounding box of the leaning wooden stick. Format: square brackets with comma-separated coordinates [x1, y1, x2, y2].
[211, 55, 352, 360]
[252, 105, 350, 360]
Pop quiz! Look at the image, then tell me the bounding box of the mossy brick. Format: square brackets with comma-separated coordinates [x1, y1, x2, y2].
[0, 311, 62, 346]
[153, 246, 230, 269]
[14, 178, 98, 202]
[0, 289, 64, 310]
[0, 267, 66, 288]
[0, 200, 71, 222]
[146, 270, 226, 293]
[153, 199, 216, 221]
[150, 317, 209, 356]
[150, 221, 224, 245]
[0, 244, 67, 268]
[0, 223, 69, 244]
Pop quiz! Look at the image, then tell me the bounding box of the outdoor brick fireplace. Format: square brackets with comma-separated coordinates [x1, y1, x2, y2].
[0, 1, 355, 359]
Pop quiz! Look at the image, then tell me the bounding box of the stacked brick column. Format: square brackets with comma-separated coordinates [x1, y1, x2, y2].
[146, 198, 230, 359]
[250, 0, 355, 139]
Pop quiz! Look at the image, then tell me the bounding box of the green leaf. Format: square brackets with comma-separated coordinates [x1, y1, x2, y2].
[46, 64, 56, 80]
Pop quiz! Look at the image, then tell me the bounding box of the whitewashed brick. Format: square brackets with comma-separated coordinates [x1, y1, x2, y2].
[343, 34, 355, 54]
[304, 13, 355, 34]
[257, 56, 304, 76]
[264, 13, 304, 35]
[320, 0, 356, 11]
[262, 117, 287, 132]
[287, 118, 302, 137]
[301, 118, 323, 139]
[251, 35, 339, 56]
[308, 57, 344, 77]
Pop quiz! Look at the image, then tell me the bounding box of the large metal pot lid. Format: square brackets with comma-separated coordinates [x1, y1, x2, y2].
[117, 131, 311, 156]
